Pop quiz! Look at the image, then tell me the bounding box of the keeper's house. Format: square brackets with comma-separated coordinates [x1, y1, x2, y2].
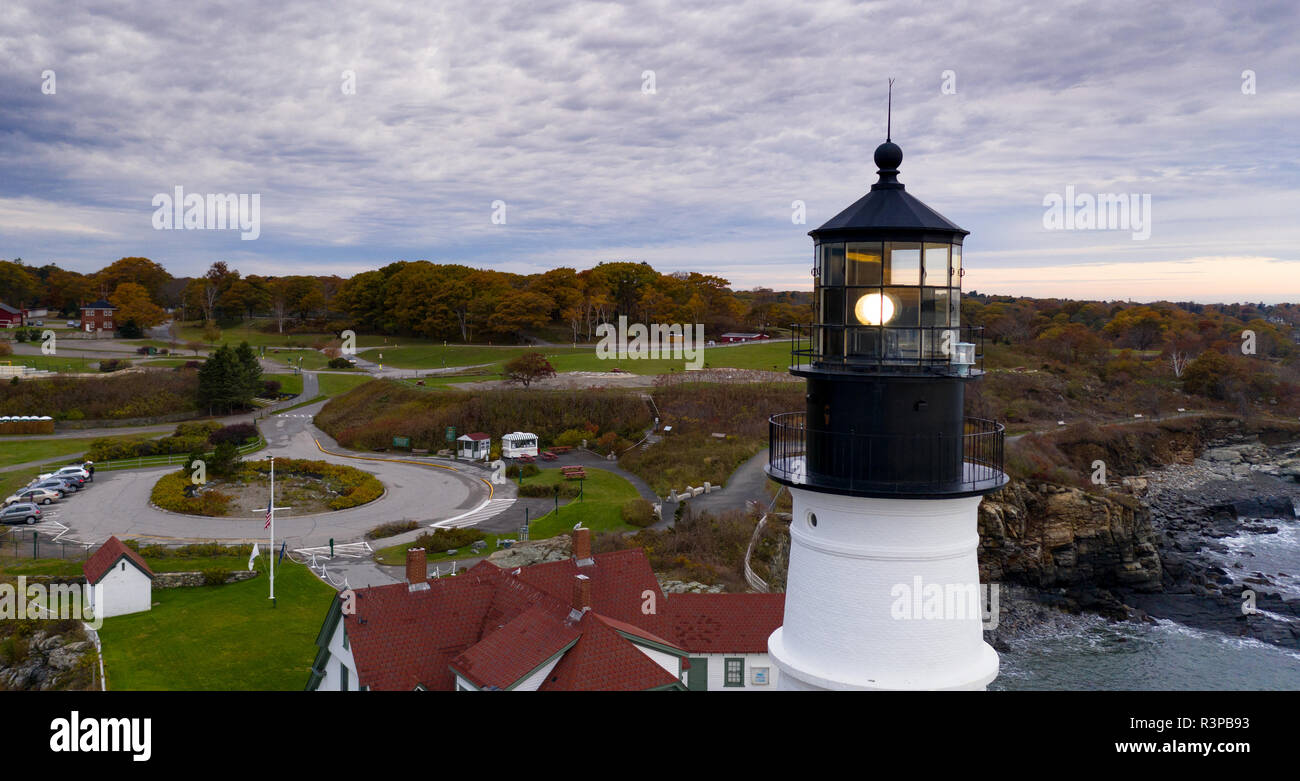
[80, 299, 117, 334]
[307, 529, 784, 691]
[83, 536, 155, 618]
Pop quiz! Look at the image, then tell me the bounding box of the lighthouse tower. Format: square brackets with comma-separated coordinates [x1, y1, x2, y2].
[765, 133, 1008, 690]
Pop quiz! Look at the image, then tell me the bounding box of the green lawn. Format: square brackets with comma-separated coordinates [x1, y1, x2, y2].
[370, 466, 642, 565]
[173, 321, 394, 351]
[0, 434, 144, 470]
[266, 373, 303, 395]
[358, 340, 792, 375]
[523, 467, 640, 538]
[1, 354, 101, 372]
[98, 558, 334, 690]
[317, 373, 373, 397]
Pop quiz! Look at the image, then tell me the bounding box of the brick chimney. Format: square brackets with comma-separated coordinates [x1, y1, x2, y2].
[405, 548, 426, 586]
[572, 574, 591, 612]
[573, 527, 593, 566]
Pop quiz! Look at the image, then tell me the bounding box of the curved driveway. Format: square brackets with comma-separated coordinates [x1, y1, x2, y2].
[47, 397, 495, 549]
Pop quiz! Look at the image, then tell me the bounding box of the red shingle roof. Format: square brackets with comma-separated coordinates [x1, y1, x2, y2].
[538, 613, 680, 691]
[336, 548, 785, 691]
[83, 536, 154, 585]
[665, 593, 785, 653]
[451, 601, 580, 690]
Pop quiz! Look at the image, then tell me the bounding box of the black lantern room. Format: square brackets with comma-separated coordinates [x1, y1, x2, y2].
[768, 137, 1007, 498]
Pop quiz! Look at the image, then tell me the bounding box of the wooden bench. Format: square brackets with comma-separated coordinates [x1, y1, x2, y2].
[564, 470, 587, 480]
[411, 448, 429, 456]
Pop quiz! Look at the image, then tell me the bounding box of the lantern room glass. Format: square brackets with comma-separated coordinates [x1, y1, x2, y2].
[812, 240, 964, 368]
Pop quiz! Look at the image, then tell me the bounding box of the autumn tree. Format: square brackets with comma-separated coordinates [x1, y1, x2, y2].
[109, 282, 167, 329]
[503, 352, 556, 388]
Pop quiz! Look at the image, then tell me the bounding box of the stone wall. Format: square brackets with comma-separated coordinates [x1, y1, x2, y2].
[153, 570, 259, 589]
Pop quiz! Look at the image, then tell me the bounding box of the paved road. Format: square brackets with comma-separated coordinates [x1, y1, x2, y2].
[34, 398, 495, 550]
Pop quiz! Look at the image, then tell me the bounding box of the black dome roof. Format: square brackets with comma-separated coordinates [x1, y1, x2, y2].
[810, 141, 967, 239]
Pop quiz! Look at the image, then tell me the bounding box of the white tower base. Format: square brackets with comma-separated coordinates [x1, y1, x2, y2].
[768, 487, 998, 690]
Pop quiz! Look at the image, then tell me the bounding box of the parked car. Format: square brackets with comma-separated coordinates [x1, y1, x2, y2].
[30, 479, 76, 496]
[39, 465, 90, 482]
[3, 487, 60, 506]
[66, 320, 78, 328]
[0, 503, 42, 525]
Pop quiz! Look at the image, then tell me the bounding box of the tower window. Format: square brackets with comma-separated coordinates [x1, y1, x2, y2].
[808, 512, 817, 528]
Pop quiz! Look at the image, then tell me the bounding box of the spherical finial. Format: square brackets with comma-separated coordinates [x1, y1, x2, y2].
[874, 141, 902, 172]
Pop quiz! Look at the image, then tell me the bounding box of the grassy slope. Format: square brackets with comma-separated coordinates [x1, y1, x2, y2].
[371, 466, 640, 564]
[357, 340, 792, 375]
[0, 434, 143, 470]
[97, 558, 333, 690]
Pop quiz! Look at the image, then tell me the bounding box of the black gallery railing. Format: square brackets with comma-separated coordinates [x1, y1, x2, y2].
[790, 323, 986, 374]
[767, 412, 1006, 496]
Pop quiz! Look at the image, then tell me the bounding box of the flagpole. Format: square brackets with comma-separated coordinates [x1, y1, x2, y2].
[269, 455, 275, 606]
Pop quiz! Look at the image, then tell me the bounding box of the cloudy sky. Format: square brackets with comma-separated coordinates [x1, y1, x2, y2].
[1, 0, 1297, 301]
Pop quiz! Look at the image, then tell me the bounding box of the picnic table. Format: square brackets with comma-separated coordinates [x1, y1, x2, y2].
[551, 446, 573, 454]
[517, 454, 536, 463]
[563, 469, 587, 480]
[541, 451, 558, 461]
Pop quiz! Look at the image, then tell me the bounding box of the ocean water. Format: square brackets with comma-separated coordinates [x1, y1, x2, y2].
[993, 518, 1300, 691]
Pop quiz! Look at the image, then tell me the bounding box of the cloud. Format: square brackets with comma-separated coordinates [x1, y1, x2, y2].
[0, 0, 1296, 303]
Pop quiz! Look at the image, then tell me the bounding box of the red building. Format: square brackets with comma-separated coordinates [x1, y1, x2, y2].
[80, 299, 117, 334]
[0, 303, 21, 328]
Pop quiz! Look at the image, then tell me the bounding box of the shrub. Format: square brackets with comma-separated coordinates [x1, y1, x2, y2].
[0, 372, 197, 420]
[506, 462, 540, 479]
[98, 358, 130, 372]
[0, 341, 11, 357]
[202, 568, 230, 586]
[621, 498, 657, 528]
[553, 428, 587, 448]
[410, 527, 486, 553]
[150, 471, 232, 515]
[518, 482, 580, 498]
[209, 423, 258, 446]
[327, 357, 351, 369]
[366, 521, 419, 540]
[261, 379, 282, 397]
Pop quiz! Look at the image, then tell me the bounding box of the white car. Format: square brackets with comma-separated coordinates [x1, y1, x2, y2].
[38, 465, 90, 482]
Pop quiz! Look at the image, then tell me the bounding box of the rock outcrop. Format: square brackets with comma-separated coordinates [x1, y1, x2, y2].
[978, 479, 1162, 592]
[0, 627, 96, 691]
[486, 535, 573, 568]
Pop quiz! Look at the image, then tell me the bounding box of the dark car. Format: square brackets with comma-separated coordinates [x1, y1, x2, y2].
[31, 479, 74, 497]
[0, 503, 42, 525]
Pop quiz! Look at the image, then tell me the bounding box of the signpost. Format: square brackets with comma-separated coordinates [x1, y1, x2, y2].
[393, 436, 411, 450]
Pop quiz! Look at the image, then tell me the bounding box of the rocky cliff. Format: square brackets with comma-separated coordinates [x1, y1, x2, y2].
[978, 479, 1162, 592]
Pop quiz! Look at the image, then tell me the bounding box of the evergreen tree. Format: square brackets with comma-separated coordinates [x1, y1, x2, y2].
[233, 341, 263, 399]
[197, 344, 252, 413]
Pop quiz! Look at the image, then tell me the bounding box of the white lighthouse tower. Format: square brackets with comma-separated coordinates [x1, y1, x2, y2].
[765, 130, 1008, 691]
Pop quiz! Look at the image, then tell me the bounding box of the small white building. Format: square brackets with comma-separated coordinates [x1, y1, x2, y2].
[501, 432, 539, 459]
[83, 536, 155, 619]
[456, 432, 491, 462]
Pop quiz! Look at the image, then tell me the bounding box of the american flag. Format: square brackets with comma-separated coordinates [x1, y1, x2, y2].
[264, 496, 272, 529]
